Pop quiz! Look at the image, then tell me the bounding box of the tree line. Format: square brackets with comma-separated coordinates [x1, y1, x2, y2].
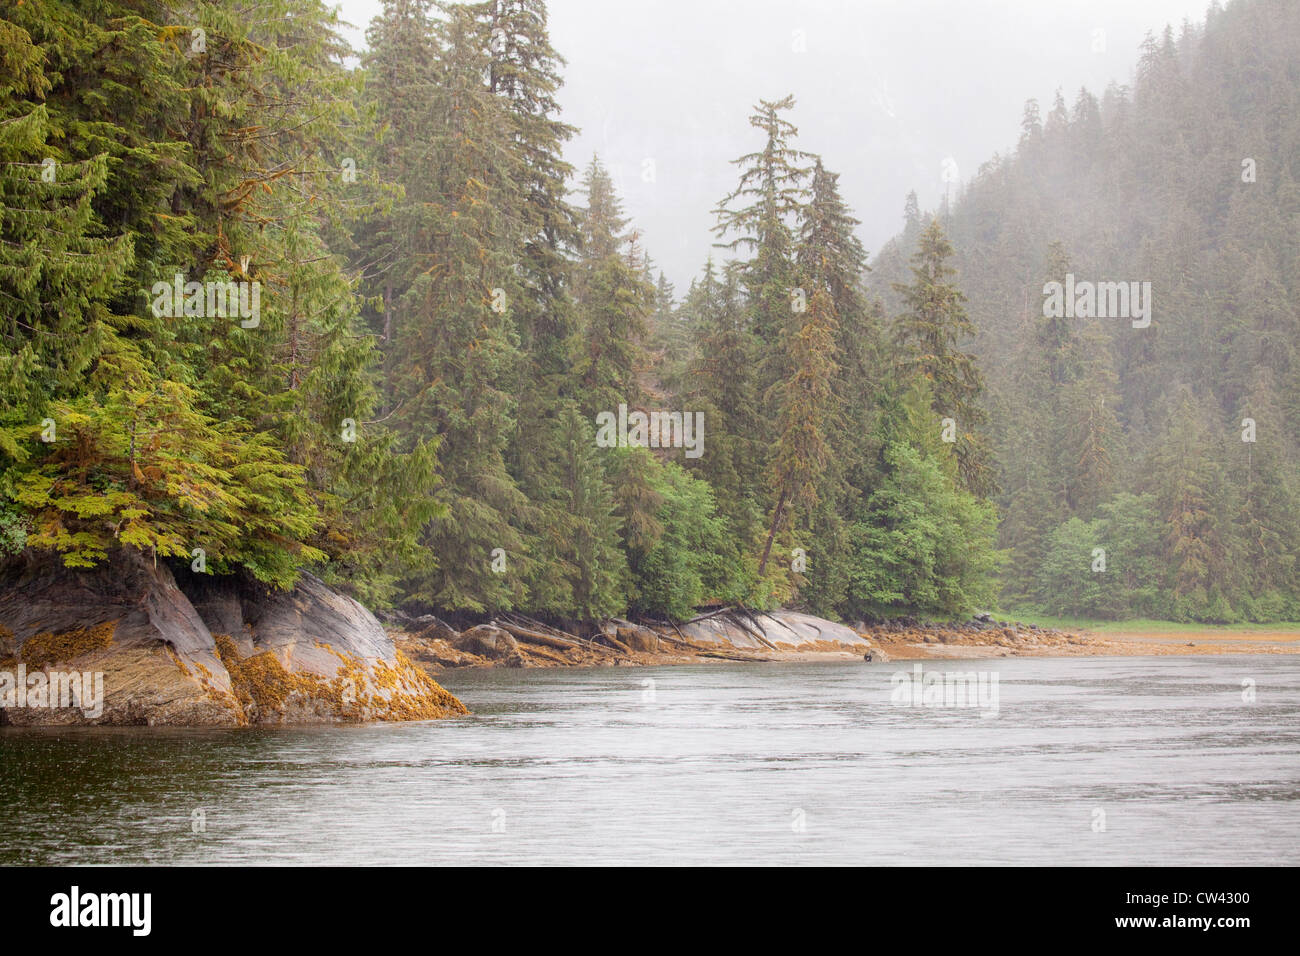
[870, 0, 1300, 623]
[5, 0, 1287, 627]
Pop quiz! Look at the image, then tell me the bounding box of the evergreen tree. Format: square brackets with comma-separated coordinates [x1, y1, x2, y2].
[550, 405, 628, 621]
[789, 159, 878, 611]
[683, 262, 765, 572]
[378, 6, 528, 611]
[357, 0, 438, 353]
[570, 156, 652, 419]
[467, 0, 593, 616]
[891, 218, 993, 496]
[1148, 391, 1233, 621]
[846, 381, 999, 618]
[713, 95, 812, 385]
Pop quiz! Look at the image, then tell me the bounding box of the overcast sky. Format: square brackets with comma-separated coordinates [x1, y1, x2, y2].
[334, 0, 1214, 290]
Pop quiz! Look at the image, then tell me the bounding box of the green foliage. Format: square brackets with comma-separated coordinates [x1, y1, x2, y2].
[0, 0, 1128, 628]
[626, 453, 739, 621]
[0, 0, 439, 598]
[0, 503, 26, 556]
[847, 441, 1000, 618]
[14, 384, 322, 586]
[840, 380, 1000, 618]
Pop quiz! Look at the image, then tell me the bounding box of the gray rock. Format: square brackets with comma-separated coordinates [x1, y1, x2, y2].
[0, 550, 465, 727]
[616, 625, 659, 653]
[680, 609, 867, 649]
[0, 549, 235, 725]
[452, 625, 518, 659]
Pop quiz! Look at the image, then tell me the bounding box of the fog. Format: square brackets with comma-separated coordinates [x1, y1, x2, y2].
[336, 0, 1213, 288]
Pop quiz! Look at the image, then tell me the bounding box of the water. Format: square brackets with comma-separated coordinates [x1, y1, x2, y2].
[1, 656, 1297, 865]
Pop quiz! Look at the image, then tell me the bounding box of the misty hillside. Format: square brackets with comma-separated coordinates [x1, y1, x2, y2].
[868, 0, 1300, 622]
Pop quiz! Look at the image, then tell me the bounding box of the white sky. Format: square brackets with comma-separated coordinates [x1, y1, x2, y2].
[332, 0, 1215, 290]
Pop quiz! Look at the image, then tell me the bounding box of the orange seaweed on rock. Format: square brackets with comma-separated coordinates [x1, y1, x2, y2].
[165, 645, 192, 678]
[216, 633, 340, 721]
[372, 651, 468, 720]
[212, 634, 466, 724]
[19, 620, 116, 668]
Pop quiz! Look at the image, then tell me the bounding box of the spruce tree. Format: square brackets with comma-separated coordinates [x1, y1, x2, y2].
[380, 6, 528, 612]
[570, 156, 652, 420]
[713, 94, 812, 389]
[891, 218, 993, 496]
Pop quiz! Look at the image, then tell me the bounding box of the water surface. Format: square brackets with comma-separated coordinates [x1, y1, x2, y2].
[1, 656, 1296, 865]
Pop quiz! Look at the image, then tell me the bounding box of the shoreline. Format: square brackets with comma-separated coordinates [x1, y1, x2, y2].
[398, 619, 1300, 675]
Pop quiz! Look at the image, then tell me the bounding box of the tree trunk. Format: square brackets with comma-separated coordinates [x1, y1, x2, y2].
[757, 486, 788, 577]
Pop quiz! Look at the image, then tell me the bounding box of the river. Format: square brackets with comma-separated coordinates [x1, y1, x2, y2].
[1, 655, 1297, 865]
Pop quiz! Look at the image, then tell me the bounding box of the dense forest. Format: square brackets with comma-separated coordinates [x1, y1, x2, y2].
[871, 0, 1300, 622]
[1, 0, 1296, 628]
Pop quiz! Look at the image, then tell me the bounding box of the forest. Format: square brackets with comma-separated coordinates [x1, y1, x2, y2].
[1, 0, 1297, 629]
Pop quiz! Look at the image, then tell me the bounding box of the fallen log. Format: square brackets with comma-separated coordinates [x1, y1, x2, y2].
[494, 620, 621, 656]
[656, 633, 697, 650]
[642, 619, 695, 648]
[503, 612, 608, 651]
[732, 605, 780, 650]
[696, 650, 775, 662]
[424, 613, 458, 633]
[683, 606, 736, 625]
[593, 634, 633, 654]
[759, 609, 796, 632]
[517, 644, 571, 665]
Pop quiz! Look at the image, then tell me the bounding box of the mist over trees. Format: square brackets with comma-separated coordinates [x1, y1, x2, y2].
[1, 0, 1294, 626]
[870, 0, 1300, 622]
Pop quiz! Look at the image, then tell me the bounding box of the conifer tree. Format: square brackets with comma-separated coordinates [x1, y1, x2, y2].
[466, 0, 595, 615]
[549, 405, 628, 622]
[683, 262, 764, 548]
[757, 283, 838, 578]
[713, 94, 812, 399]
[1148, 391, 1232, 621]
[357, 0, 439, 352]
[891, 218, 993, 496]
[754, 159, 858, 579]
[787, 159, 877, 610]
[570, 156, 652, 419]
[374, 6, 528, 612]
[1232, 373, 1300, 619]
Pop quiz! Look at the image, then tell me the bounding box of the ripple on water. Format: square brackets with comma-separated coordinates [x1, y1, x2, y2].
[1, 656, 1298, 865]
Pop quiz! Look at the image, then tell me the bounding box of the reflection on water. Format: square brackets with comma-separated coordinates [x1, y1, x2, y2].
[1, 656, 1297, 865]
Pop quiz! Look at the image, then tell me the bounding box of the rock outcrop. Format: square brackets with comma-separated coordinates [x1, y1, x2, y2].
[451, 624, 523, 664]
[0, 550, 466, 727]
[615, 624, 660, 653]
[680, 609, 868, 650]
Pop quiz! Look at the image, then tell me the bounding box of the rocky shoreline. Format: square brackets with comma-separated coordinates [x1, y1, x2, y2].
[387, 609, 1091, 672]
[5, 550, 1294, 729]
[0, 551, 465, 727]
[392, 609, 1300, 676]
[391, 608, 877, 671]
